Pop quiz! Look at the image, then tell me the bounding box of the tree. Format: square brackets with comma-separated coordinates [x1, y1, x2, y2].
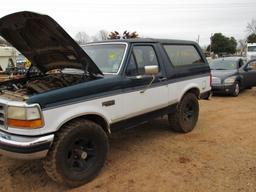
[98, 30, 108, 41]
[238, 39, 247, 55]
[227, 37, 237, 54]
[210, 33, 237, 55]
[108, 31, 139, 39]
[108, 31, 121, 39]
[91, 30, 109, 42]
[246, 19, 256, 34]
[75, 32, 91, 44]
[247, 33, 256, 43]
[91, 35, 100, 42]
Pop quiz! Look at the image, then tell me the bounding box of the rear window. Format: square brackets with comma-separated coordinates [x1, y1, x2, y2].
[163, 45, 204, 67]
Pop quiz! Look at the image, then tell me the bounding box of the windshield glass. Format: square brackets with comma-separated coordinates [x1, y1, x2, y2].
[82, 44, 126, 73]
[209, 59, 237, 70]
[248, 46, 256, 52]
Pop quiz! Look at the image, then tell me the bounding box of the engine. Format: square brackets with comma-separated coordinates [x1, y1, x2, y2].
[0, 73, 89, 101]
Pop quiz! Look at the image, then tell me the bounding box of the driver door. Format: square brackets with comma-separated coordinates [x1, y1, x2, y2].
[242, 60, 256, 88]
[122, 44, 169, 120]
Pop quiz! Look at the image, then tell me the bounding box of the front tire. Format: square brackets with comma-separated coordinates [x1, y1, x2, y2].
[232, 82, 240, 97]
[43, 119, 109, 187]
[168, 93, 199, 133]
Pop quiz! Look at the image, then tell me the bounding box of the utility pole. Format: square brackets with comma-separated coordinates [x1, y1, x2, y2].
[209, 33, 213, 54]
[210, 33, 212, 53]
[197, 35, 200, 44]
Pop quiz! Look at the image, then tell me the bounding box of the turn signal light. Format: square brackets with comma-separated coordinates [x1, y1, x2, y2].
[7, 119, 43, 129]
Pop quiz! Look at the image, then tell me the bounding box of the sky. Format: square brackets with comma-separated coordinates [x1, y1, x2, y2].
[0, 0, 255, 46]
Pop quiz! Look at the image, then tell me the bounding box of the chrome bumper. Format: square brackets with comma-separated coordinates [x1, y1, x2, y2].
[0, 130, 54, 160]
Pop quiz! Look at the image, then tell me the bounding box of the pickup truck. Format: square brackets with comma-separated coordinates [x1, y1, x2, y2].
[0, 11, 211, 187]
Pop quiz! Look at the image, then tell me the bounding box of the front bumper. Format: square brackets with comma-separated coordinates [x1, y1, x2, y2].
[0, 130, 54, 160]
[212, 84, 235, 95]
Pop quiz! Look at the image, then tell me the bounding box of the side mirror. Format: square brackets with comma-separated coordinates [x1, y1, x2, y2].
[144, 65, 159, 76]
[140, 65, 159, 93]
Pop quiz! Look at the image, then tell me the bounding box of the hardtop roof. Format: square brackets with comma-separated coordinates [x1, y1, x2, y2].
[85, 38, 198, 45]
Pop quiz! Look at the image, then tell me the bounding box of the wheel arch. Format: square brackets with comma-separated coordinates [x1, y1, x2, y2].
[56, 113, 110, 135]
[179, 86, 200, 101]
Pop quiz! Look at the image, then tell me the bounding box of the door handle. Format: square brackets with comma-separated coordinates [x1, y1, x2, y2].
[102, 100, 115, 107]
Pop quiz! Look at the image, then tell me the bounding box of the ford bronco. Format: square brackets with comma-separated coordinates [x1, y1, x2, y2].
[0, 11, 211, 187]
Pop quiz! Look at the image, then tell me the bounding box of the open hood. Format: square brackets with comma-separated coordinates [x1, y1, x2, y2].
[0, 11, 103, 75]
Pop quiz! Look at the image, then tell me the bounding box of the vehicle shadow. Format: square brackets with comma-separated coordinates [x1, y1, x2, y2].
[105, 117, 180, 167]
[212, 88, 250, 97]
[1, 117, 176, 191]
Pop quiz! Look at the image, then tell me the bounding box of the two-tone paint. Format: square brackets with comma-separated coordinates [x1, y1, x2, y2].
[0, 11, 211, 159]
[1, 39, 211, 137]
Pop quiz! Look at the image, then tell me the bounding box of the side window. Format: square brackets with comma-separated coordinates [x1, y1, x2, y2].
[163, 45, 204, 67]
[248, 60, 256, 70]
[126, 46, 159, 76]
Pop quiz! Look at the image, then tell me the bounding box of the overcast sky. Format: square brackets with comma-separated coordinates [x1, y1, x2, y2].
[0, 0, 255, 46]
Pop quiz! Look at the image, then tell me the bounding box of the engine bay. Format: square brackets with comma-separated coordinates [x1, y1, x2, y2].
[0, 73, 91, 101]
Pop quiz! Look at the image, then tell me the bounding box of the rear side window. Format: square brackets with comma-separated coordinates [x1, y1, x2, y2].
[163, 45, 204, 67]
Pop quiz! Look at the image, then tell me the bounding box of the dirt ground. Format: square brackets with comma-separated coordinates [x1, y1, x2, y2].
[0, 89, 256, 192]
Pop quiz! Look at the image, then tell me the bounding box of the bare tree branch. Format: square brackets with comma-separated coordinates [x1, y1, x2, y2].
[98, 30, 109, 41]
[75, 32, 91, 44]
[246, 19, 256, 34]
[238, 39, 247, 55]
[91, 30, 109, 42]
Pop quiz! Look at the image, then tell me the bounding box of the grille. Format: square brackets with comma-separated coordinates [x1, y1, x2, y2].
[0, 104, 6, 129]
[212, 77, 221, 85]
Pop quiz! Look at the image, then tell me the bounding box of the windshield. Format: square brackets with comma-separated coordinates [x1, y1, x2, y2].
[209, 59, 237, 70]
[248, 46, 256, 52]
[82, 44, 126, 73]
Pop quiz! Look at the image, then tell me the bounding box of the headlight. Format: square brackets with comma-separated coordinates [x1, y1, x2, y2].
[7, 106, 44, 128]
[224, 76, 236, 85]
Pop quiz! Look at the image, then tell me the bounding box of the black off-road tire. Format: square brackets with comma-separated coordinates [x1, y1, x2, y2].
[168, 93, 199, 133]
[43, 119, 109, 188]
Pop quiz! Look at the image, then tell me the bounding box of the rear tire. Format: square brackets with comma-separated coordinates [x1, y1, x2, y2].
[43, 119, 109, 188]
[168, 93, 199, 133]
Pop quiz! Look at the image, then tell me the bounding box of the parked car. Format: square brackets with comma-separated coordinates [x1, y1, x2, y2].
[0, 11, 211, 187]
[247, 43, 256, 61]
[210, 57, 256, 96]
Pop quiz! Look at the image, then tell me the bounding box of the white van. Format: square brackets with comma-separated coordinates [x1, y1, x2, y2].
[247, 43, 256, 61]
[0, 46, 16, 71]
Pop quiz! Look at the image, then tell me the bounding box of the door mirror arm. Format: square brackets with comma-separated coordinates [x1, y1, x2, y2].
[140, 75, 156, 93]
[140, 65, 159, 93]
[127, 65, 159, 93]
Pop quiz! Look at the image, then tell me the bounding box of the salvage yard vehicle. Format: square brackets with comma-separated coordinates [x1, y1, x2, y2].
[210, 57, 256, 96]
[247, 43, 256, 61]
[0, 11, 211, 187]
